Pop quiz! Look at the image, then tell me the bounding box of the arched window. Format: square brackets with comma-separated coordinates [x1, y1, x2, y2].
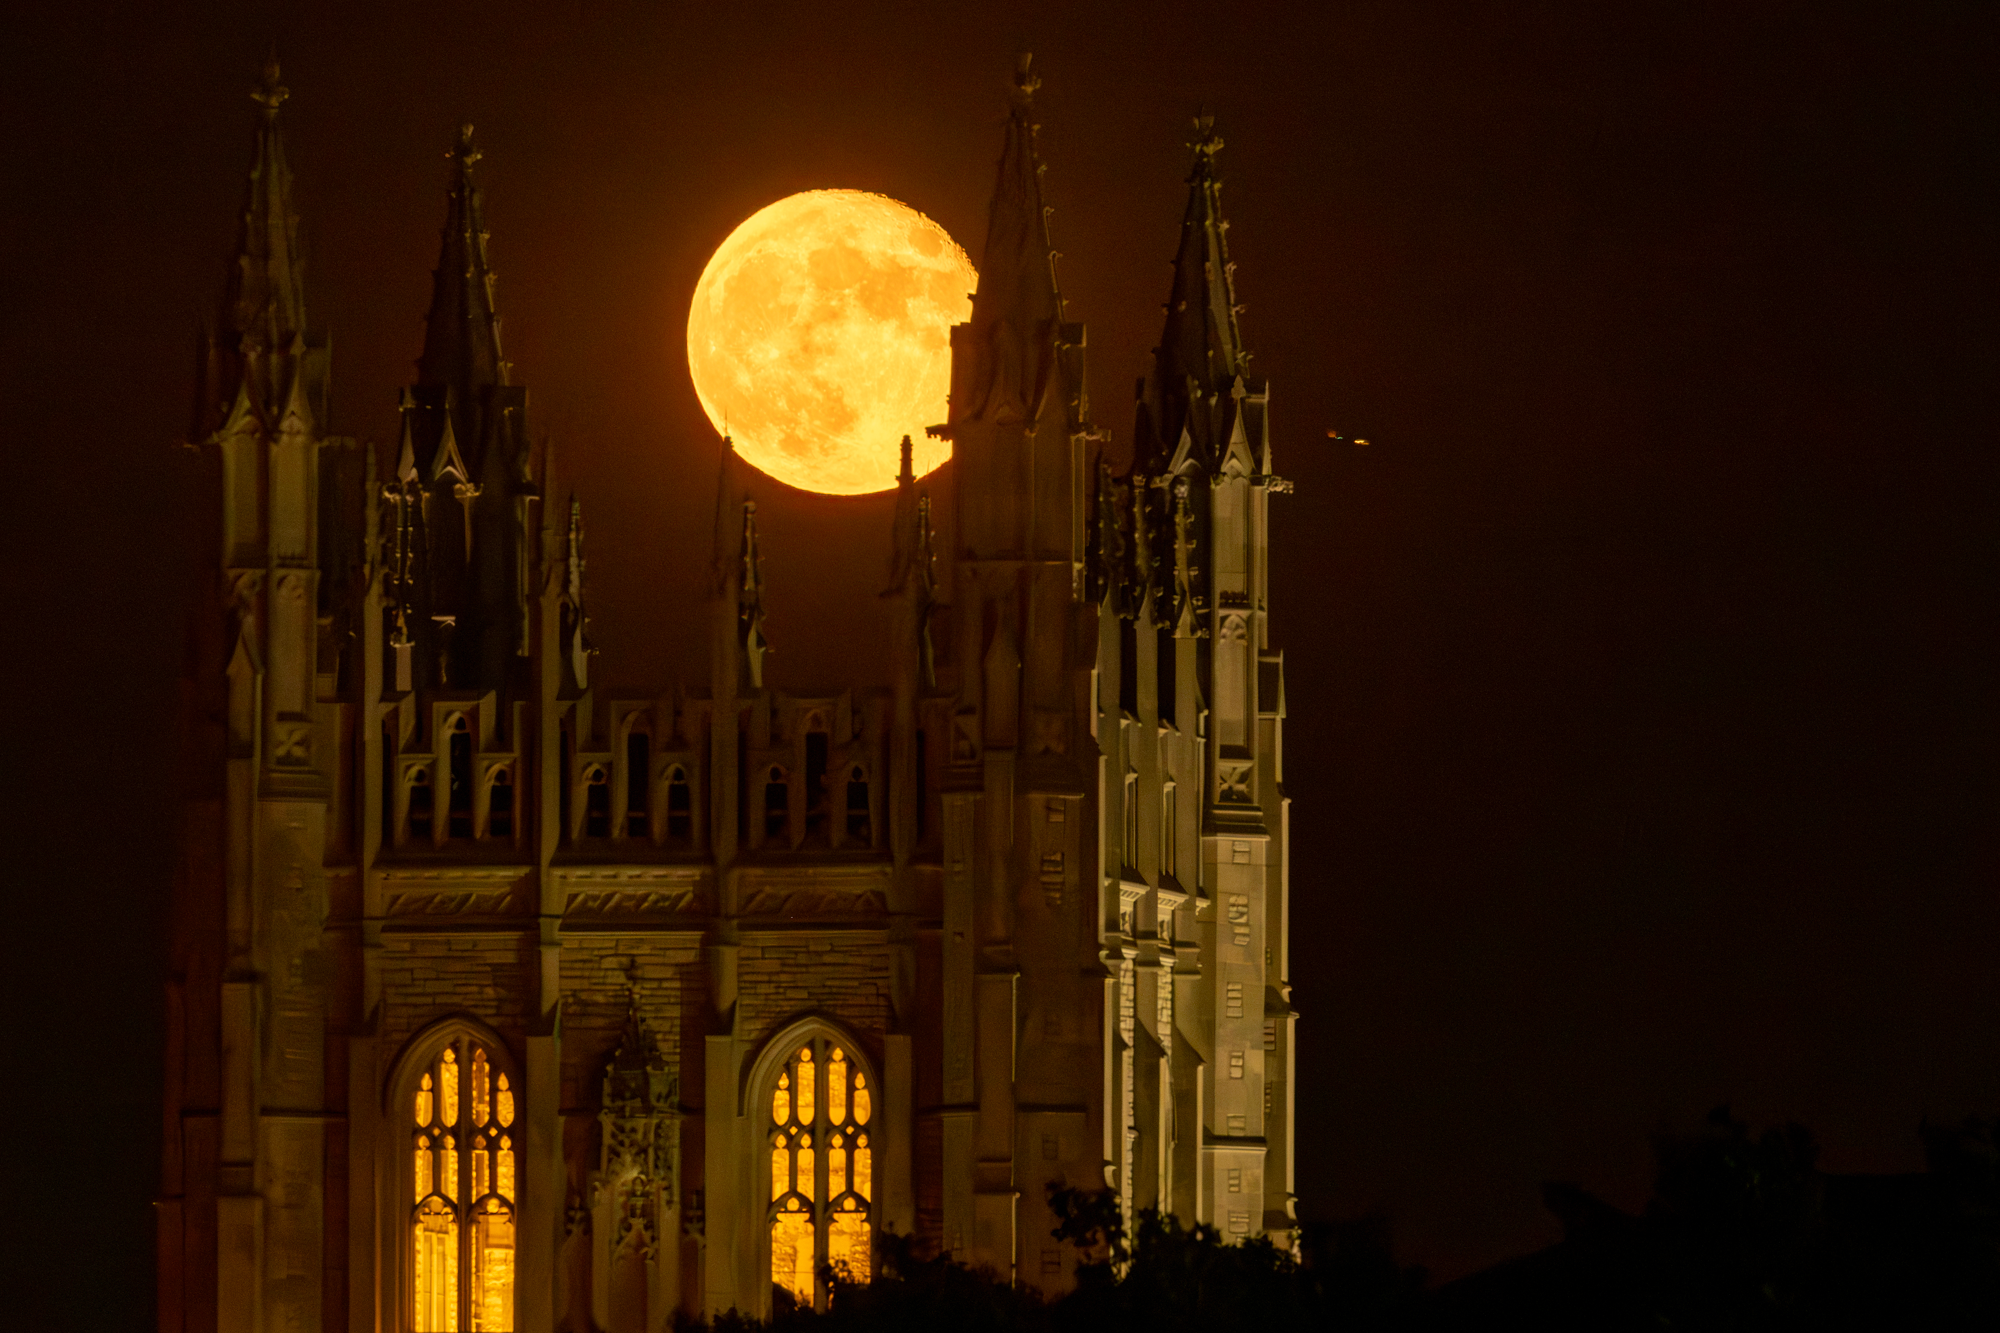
[487, 765, 514, 840]
[844, 766, 870, 844]
[1161, 781, 1177, 881]
[764, 767, 788, 845]
[408, 767, 434, 843]
[410, 1038, 516, 1331]
[447, 716, 474, 839]
[768, 1038, 873, 1308]
[665, 766, 692, 843]
[625, 730, 651, 839]
[584, 766, 610, 839]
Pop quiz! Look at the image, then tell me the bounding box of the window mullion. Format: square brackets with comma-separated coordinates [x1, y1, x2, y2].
[459, 1040, 474, 1330]
[815, 1040, 830, 1310]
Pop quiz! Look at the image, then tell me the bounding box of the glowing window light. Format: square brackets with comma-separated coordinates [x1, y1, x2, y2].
[767, 1039, 875, 1309]
[412, 1039, 515, 1331]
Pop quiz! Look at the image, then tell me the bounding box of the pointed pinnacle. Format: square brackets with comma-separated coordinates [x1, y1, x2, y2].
[1189, 112, 1224, 178]
[253, 51, 288, 115]
[1013, 51, 1040, 106]
[452, 121, 482, 169]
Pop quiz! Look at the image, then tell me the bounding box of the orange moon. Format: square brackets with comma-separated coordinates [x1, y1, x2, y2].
[686, 190, 976, 496]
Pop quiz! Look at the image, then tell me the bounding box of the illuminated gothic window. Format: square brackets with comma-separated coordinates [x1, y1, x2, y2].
[665, 766, 692, 843]
[625, 730, 650, 839]
[764, 767, 788, 844]
[487, 766, 513, 840]
[768, 1038, 873, 1309]
[584, 766, 610, 838]
[447, 715, 474, 839]
[844, 766, 869, 844]
[410, 1039, 516, 1331]
[408, 767, 434, 842]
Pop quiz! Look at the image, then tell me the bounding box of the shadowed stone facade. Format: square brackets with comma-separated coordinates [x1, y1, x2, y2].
[160, 55, 1297, 1333]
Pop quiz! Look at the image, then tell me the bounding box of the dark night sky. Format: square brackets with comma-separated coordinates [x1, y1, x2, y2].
[2, 1, 1995, 1325]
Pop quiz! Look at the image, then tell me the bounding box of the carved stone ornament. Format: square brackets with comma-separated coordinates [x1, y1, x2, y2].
[599, 995, 680, 1261]
[273, 724, 312, 766]
[1218, 761, 1255, 805]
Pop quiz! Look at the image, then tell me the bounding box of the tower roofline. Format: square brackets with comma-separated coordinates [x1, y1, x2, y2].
[416, 122, 508, 403]
[195, 54, 317, 442]
[1137, 113, 1251, 475]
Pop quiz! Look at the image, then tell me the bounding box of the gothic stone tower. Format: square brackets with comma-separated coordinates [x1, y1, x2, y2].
[160, 56, 1295, 1333]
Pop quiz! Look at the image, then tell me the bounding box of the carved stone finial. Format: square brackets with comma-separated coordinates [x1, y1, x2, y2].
[452, 122, 482, 168]
[252, 52, 288, 115]
[602, 992, 675, 1113]
[1012, 51, 1041, 106]
[1191, 111, 1224, 163]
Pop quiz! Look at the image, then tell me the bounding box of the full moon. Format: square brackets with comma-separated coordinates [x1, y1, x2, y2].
[686, 190, 976, 496]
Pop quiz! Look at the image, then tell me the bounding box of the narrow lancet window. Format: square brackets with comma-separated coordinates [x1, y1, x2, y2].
[768, 1038, 873, 1309]
[666, 766, 692, 843]
[584, 766, 610, 839]
[447, 715, 474, 838]
[409, 767, 434, 842]
[625, 730, 650, 839]
[804, 729, 829, 841]
[487, 766, 514, 840]
[764, 767, 788, 845]
[845, 766, 870, 845]
[412, 1038, 515, 1331]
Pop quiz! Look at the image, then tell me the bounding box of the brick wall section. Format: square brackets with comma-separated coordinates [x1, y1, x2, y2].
[559, 936, 704, 1112]
[736, 936, 893, 1058]
[380, 933, 537, 1055]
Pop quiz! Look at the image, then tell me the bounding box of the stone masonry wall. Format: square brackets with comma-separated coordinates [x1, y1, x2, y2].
[558, 935, 705, 1111]
[736, 935, 893, 1060]
[379, 932, 538, 1058]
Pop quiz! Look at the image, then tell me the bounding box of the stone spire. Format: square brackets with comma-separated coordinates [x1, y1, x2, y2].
[957, 52, 1067, 431]
[417, 124, 507, 420]
[194, 55, 316, 441]
[1137, 115, 1247, 475]
[946, 52, 1092, 574]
